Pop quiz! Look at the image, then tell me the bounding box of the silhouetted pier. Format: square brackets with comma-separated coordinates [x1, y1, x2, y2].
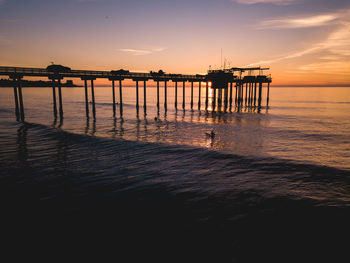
[0, 65, 271, 121]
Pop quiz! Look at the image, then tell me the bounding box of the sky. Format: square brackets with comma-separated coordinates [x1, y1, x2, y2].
[0, 0, 349, 86]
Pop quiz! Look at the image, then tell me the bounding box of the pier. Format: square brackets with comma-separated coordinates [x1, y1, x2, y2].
[0, 65, 271, 121]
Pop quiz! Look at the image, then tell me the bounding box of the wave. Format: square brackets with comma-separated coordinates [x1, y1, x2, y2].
[1, 121, 350, 262]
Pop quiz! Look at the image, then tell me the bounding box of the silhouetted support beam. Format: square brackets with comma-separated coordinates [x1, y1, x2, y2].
[13, 85, 20, 121]
[136, 81, 139, 108]
[224, 85, 228, 109]
[229, 82, 233, 108]
[112, 80, 116, 116]
[235, 84, 238, 104]
[174, 81, 178, 108]
[238, 83, 241, 105]
[164, 81, 167, 109]
[205, 82, 209, 109]
[50, 81, 57, 118]
[119, 79, 123, 114]
[213, 88, 216, 110]
[250, 83, 253, 105]
[156, 81, 159, 109]
[190, 81, 194, 109]
[182, 81, 185, 109]
[245, 83, 248, 104]
[198, 82, 201, 109]
[84, 80, 89, 117]
[254, 82, 257, 106]
[258, 82, 262, 107]
[216, 88, 220, 108]
[219, 88, 223, 108]
[220, 88, 222, 108]
[248, 82, 252, 105]
[242, 84, 245, 104]
[267, 82, 270, 106]
[58, 79, 63, 118]
[143, 80, 147, 110]
[90, 79, 96, 117]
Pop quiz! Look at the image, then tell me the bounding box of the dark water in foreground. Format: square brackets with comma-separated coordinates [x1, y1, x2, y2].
[1, 86, 350, 262]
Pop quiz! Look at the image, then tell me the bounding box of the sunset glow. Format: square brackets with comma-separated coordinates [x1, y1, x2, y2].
[0, 0, 349, 86]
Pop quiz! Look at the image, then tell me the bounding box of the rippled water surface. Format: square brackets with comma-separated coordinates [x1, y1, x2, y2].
[1, 86, 350, 262]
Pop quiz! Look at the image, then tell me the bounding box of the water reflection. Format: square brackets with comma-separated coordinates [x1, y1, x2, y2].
[16, 124, 28, 166]
[2, 86, 350, 170]
[12, 86, 271, 162]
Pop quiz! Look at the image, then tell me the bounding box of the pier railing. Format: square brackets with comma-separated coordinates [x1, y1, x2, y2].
[0, 66, 206, 81]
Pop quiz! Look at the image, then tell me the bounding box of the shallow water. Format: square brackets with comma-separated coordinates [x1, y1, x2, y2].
[1, 86, 350, 262]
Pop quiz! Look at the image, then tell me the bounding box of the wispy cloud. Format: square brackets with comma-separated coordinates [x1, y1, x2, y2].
[0, 35, 11, 45]
[260, 14, 338, 28]
[233, 0, 294, 5]
[119, 47, 166, 56]
[247, 10, 350, 72]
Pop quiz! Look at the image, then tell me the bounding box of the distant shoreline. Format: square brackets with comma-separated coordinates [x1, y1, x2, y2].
[0, 79, 81, 88]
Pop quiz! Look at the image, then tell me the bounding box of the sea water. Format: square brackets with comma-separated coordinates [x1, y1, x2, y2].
[1, 86, 350, 262]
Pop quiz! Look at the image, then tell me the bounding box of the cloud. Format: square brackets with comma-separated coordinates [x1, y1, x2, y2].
[119, 47, 166, 56]
[119, 49, 152, 55]
[260, 14, 338, 28]
[0, 36, 11, 45]
[233, 0, 294, 5]
[247, 10, 350, 72]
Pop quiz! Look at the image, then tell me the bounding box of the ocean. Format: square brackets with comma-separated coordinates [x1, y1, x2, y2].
[1, 85, 350, 262]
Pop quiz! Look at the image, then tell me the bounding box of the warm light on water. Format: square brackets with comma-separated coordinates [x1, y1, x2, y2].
[1, 86, 349, 169]
[1, 86, 350, 262]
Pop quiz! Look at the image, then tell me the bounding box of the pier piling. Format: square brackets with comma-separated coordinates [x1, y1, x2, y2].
[190, 81, 194, 109]
[90, 79, 95, 117]
[248, 83, 250, 105]
[58, 79, 63, 118]
[250, 83, 253, 105]
[119, 79, 123, 114]
[143, 80, 147, 110]
[258, 82, 262, 107]
[182, 81, 185, 109]
[254, 82, 257, 106]
[224, 84, 228, 109]
[213, 88, 217, 110]
[112, 79, 116, 116]
[156, 81, 159, 109]
[52, 82, 57, 118]
[235, 83, 238, 105]
[13, 85, 20, 121]
[267, 82, 270, 106]
[174, 81, 178, 108]
[229, 82, 233, 109]
[136, 80, 139, 108]
[84, 79, 89, 117]
[164, 81, 167, 109]
[205, 82, 209, 109]
[198, 82, 201, 110]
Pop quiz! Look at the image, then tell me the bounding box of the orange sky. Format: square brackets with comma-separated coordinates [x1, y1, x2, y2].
[0, 0, 349, 86]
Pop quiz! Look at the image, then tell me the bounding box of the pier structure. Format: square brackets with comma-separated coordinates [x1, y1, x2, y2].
[0, 65, 271, 121]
